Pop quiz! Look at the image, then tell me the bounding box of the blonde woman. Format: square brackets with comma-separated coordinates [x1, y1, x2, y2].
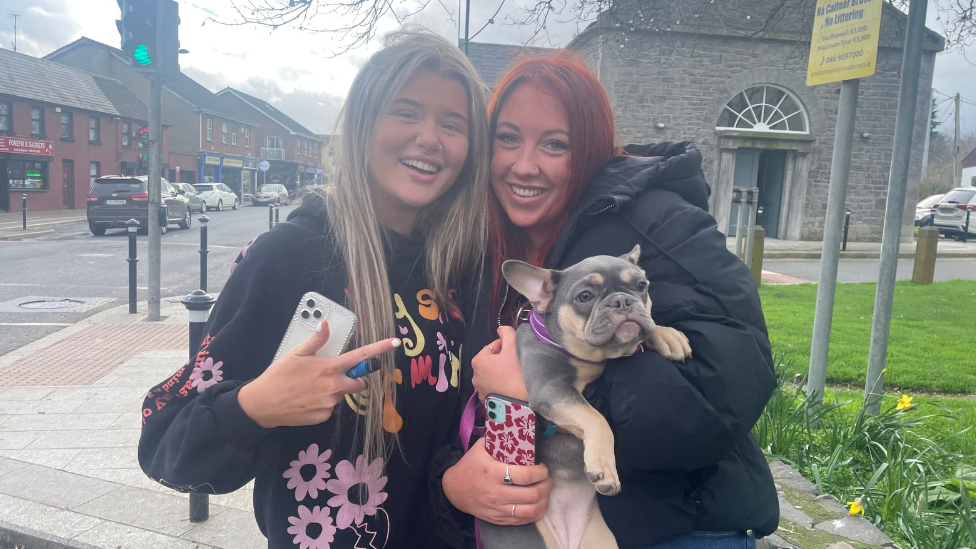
[139, 30, 490, 548]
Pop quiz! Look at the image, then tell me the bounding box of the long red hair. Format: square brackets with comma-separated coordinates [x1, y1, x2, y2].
[487, 51, 617, 320]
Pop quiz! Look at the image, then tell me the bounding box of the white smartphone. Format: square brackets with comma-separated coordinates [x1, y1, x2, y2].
[274, 292, 358, 361]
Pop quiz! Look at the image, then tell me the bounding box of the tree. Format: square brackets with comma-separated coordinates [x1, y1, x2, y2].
[218, 0, 975, 56]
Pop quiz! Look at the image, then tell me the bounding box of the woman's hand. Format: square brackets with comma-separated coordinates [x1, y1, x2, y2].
[443, 437, 551, 525]
[472, 326, 529, 402]
[238, 320, 400, 429]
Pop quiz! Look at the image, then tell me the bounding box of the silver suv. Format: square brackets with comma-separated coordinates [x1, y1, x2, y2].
[932, 187, 976, 239]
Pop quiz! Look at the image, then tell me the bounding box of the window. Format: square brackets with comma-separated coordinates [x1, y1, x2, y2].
[231, 125, 237, 145]
[89, 116, 100, 143]
[297, 138, 301, 155]
[122, 122, 131, 147]
[717, 85, 808, 133]
[206, 118, 213, 141]
[222, 122, 228, 144]
[7, 160, 48, 190]
[89, 161, 100, 187]
[0, 101, 11, 131]
[31, 107, 44, 136]
[245, 128, 250, 148]
[304, 141, 309, 156]
[61, 112, 73, 139]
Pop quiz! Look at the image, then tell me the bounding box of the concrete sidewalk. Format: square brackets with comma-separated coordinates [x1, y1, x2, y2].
[0, 209, 88, 241]
[728, 235, 976, 259]
[0, 298, 264, 549]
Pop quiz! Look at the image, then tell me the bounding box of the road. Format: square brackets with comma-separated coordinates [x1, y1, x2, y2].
[0, 204, 299, 356]
[764, 258, 976, 283]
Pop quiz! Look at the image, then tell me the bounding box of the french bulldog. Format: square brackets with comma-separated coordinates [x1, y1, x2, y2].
[479, 245, 692, 549]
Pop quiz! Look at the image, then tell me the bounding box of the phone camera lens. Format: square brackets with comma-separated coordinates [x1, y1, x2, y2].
[307, 299, 315, 307]
[488, 411, 496, 420]
[301, 311, 310, 319]
[487, 400, 496, 409]
[313, 310, 322, 319]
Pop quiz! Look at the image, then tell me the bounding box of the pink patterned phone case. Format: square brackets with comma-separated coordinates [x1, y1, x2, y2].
[484, 394, 536, 466]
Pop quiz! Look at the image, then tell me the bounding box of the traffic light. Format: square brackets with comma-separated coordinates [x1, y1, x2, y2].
[116, 0, 180, 78]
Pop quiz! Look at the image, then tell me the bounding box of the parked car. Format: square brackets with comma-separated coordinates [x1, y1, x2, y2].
[915, 193, 945, 229]
[193, 183, 240, 211]
[932, 187, 976, 239]
[175, 182, 206, 213]
[252, 184, 289, 206]
[87, 176, 191, 236]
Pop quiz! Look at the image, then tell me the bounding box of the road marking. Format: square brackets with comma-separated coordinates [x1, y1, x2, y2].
[78, 253, 114, 257]
[138, 241, 240, 249]
[0, 322, 72, 327]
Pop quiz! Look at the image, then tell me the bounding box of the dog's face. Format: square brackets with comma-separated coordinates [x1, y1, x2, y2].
[502, 245, 655, 362]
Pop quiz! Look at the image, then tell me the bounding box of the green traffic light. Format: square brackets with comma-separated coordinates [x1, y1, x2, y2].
[134, 44, 152, 65]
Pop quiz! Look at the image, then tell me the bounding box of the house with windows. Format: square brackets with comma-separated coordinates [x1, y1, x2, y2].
[962, 146, 976, 188]
[44, 38, 261, 198]
[0, 47, 167, 212]
[469, 0, 943, 241]
[216, 88, 328, 196]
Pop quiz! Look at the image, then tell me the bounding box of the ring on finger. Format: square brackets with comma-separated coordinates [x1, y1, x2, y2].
[485, 344, 498, 354]
[511, 504, 517, 518]
[503, 464, 512, 484]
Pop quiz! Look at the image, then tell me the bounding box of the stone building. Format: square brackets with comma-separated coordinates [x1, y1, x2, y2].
[472, 0, 944, 241]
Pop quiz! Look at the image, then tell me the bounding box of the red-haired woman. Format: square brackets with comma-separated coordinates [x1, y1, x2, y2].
[438, 53, 780, 548]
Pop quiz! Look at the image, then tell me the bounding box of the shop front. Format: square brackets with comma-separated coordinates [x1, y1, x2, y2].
[242, 159, 258, 200]
[1, 137, 54, 212]
[197, 152, 251, 199]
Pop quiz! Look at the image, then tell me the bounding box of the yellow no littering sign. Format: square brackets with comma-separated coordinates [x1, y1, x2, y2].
[806, 0, 882, 86]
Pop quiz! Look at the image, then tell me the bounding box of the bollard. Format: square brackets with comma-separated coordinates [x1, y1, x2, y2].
[843, 209, 852, 251]
[734, 188, 747, 257]
[744, 188, 759, 267]
[964, 209, 971, 244]
[268, 204, 274, 232]
[756, 206, 764, 228]
[275, 203, 280, 225]
[750, 226, 766, 286]
[22, 194, 27, 230]
[198, 215, 210, 292]
[126, 219, 139, 313]
[181, 289, 217, 523]
[912, 226, 939, 284]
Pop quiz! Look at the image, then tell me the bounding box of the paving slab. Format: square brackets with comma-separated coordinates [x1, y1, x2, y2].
[74, 485, 226, 538]
[65, 446, 141, 471]
[27, 428, 140, 449]
[0, 412, 122, 432]
[181, 507, 266, 549]
[0, 448, 83, 469]
[0, 463, 120, 509]
[69, 467, 162, 492]
[815, 517, 894, 547]
[0, 455, 29, 476]
[0, 431, 41, 450]
[0, 492, 103, 540]
[71, 520, 220, 549]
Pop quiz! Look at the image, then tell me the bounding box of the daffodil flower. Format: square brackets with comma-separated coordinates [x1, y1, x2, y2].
[896, 394, 913, 411]
[847, 496, 865, 516]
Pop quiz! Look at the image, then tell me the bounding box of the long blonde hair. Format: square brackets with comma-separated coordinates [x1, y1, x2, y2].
[321, 29, 489, 464]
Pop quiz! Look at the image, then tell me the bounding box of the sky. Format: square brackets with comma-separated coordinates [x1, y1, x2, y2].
[0, 0, 973, 136]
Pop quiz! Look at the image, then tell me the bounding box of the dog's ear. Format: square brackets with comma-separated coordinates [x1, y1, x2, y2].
[501, 260, 560, 313]
[620, 245, 641, 265]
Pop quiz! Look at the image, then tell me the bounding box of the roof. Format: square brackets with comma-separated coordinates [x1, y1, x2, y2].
[93, 75, 148, 121]
[465, 42, 552, 88]
[44, 37, 257, 126]
[963, 146, 976, 169]
[0, 47, 130, 117]
[217, 88, 319, 139]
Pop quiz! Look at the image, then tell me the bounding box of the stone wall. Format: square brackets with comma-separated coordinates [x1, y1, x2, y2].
[570, 2, 939, 241]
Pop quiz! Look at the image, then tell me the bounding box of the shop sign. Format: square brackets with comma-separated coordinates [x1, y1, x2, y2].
[222, 158, 244, 168]
[806, 0, 882, 86]
[259, 160, 270, 172]
[0, 136, 54, 156]
[316, 167, 325, 175]
[204, 155, 222, 165]
[244, 159, 258, 169]
[305, 166, 318, 173]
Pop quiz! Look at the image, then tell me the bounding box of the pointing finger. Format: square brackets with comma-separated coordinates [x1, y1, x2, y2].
[326, 338, 402, 372]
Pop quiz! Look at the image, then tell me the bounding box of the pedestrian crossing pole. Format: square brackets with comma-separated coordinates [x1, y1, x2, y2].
[148, 74, 162, 321]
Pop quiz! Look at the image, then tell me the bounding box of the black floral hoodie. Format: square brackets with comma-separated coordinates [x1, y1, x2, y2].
[138, 194, 467, 549]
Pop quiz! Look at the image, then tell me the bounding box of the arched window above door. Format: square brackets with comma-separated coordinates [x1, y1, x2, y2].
[717, 85, 808, 133]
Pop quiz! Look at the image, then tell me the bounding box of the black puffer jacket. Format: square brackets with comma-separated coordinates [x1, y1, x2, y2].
[430, 141, 779, 548]
[557, 142, 779, 547]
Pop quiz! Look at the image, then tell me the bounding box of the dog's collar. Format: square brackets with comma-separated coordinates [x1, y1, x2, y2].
[528, 310, 573, 356]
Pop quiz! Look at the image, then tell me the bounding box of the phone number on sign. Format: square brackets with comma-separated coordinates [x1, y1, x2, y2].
[824, 49, 864, 64]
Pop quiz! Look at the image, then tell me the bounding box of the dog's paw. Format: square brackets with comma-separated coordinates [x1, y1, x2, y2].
[646, 326, 692, 362]
[584, 453, 621, 496]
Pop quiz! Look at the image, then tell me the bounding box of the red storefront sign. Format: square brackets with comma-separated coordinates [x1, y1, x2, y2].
[0, 137, 54, 156]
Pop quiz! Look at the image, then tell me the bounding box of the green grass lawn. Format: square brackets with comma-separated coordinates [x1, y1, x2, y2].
[759, 280, 976, 394]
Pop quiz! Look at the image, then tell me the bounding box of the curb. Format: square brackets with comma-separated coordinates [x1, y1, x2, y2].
[0, 519, 101, 549]
[0, 229, 55, 241]
[760, 251, 976, 260]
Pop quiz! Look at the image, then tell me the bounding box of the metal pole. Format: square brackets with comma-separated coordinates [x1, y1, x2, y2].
[865, 0, 927, 415]
[148, 75, 163, 321]
[843, 209, 852, 251]
[127, 219, 139, 313]
[734, 189, 746, 257]
[757, 206, 764, 227]
[964, 210, 971, 244]
[181, 289, 216, 523]
[921, 87, 934, 173]
[275, 203, 280, 225]
[199, 215, 210, 292]
[744, 189, 758, 267]
[808, 78, 860, 404]
[954, 93, 961, 188]
[463, 0, 470, 55]
[22, 194, 27, 230]
[268, 203, 274, 231]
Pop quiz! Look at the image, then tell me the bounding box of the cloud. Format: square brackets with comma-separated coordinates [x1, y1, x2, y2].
[239, 77, 344, 134]
[278, 66, 312, 81]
